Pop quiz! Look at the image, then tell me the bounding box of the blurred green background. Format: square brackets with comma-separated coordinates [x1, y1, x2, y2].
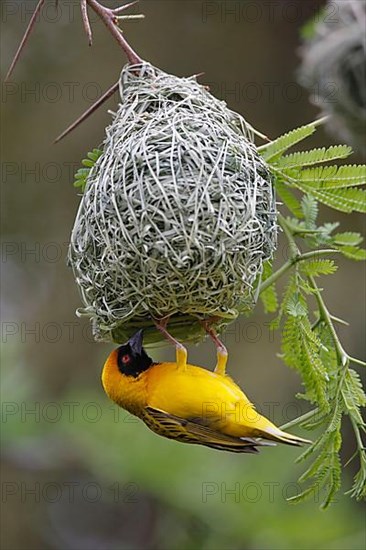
[1, 1, 365, 549]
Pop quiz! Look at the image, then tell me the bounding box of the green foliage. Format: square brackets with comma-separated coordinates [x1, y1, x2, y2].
[300, 259, 337, 277]
[258, 120, 317, 162]
[333, 232, 363, 247]
[337, 246, 366, 261]
[260, 261, 278, 313]
[296, 187, 366, 214]
[272, 264, 365, 506]
[277, 145, 352, 169]
[295, 164, 366, 188]
[74, 148, 103, 191]
[259, 120, 366, 507]
[265, 124, 366, 214]
[275, 180, 303, 218]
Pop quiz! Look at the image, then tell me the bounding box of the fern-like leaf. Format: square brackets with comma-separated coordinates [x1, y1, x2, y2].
[301, 259, 338, 277]
[294, 165, 366, 189]
[277, 145, 352, 169]
[342, 370, 366, 425]
[260, 262, 278, 313]
[296, 186, 366, 213]
[276, 180, 303, 218]
[346, 452, 366, 501]
[332, 232, 363, 247]
[259, 121, 317, 162]
[301, 195, 318, 228]
[337, 246, 366, 261]
[74, 148, 103, 191]
[282, 308, 328, 409]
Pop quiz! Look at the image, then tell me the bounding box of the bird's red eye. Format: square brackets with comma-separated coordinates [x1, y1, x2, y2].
[121, 354, 131, 364]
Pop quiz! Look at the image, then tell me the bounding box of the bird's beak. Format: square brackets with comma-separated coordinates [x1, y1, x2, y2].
[128, 329, 144, 354]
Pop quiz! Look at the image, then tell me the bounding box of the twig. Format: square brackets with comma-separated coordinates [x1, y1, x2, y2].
[329, 314, 349, 327]
[115, 15, 145, 21]
[87, 0, 142, 65]
[280, 408, 319, 431]
[112, 1, 140, 15]
[259, 247, 339, 294]
[5, 0, 46, 82]
[308, 274, 349, 367]
[55, 80, 119, 143]
[81, 0, 93, 46]
[5, 0, 143, 82]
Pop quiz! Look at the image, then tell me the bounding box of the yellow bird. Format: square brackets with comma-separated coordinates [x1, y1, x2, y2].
[102, 329, 311, 453]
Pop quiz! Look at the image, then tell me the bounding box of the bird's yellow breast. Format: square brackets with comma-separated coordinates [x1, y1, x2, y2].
[145, 362, 260, 435]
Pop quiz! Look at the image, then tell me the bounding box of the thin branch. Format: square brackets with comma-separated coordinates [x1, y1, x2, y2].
[87, 0, 142, 64]
[112, 1, 140, 15]
[308, 274, 349, 366]
[349, 357, 366, 368]
[6, 1, 143, 140]
[329, 314, 349, 327]
[259, 248, 339, 294]
[5, 0, 143, 82]
[282, 217, 329, 236]
[115, 14, 145, 21]
[55, 2, 145, 142]
[5, 0, 46, 82]
[311, 115, 330, 128]
[280, 408, 319, 431]
[81, 0, 93, 46]
[55, 81, 119, 143]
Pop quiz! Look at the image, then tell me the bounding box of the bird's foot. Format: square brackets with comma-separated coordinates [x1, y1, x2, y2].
[201, 318, 228, 376]
[154, 317, 187, 369]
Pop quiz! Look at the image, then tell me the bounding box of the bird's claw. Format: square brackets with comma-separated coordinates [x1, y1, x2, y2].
[214, 348, 228, 376]
[200, 318, 228, 375]
[154, 317, 188, 370]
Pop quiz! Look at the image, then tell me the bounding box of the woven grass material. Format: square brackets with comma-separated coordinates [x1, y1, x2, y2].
[299, 0, 366, 151]
[69, 62, 276, 344]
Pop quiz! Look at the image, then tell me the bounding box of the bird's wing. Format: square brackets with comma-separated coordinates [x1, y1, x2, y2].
[144, 406, 274, 454]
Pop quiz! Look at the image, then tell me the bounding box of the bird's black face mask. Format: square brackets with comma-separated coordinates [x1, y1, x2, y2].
[117, 330, 153, 377]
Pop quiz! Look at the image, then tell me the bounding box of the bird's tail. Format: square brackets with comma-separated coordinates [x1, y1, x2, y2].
[255, 425, 312, 446]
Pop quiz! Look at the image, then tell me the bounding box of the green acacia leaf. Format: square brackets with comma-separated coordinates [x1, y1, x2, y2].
[82, 159, 96, 167]
[88, 149, 103, 161]
[295, 165, 366, 189]
[287, 482, 320, 503]
[73, 148, 103, 191]
[260, 121, 317, 162]
[260, 262, 278, 313]
[332, 232, 363, 247]
[301, 195, 318, 228]
[337, 245, 366, 261]
[295, 186, 366, 213]
[277, 145, 352, 169]
[275, 180, 303, 218]
[301, 259, 338, 277]
[346, 453, 366, 501]
[286, 295, 308, 317]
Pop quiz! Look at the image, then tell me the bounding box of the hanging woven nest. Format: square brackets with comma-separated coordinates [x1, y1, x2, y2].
[69, 62, 277, 344]
[298, 0, 366, 151]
